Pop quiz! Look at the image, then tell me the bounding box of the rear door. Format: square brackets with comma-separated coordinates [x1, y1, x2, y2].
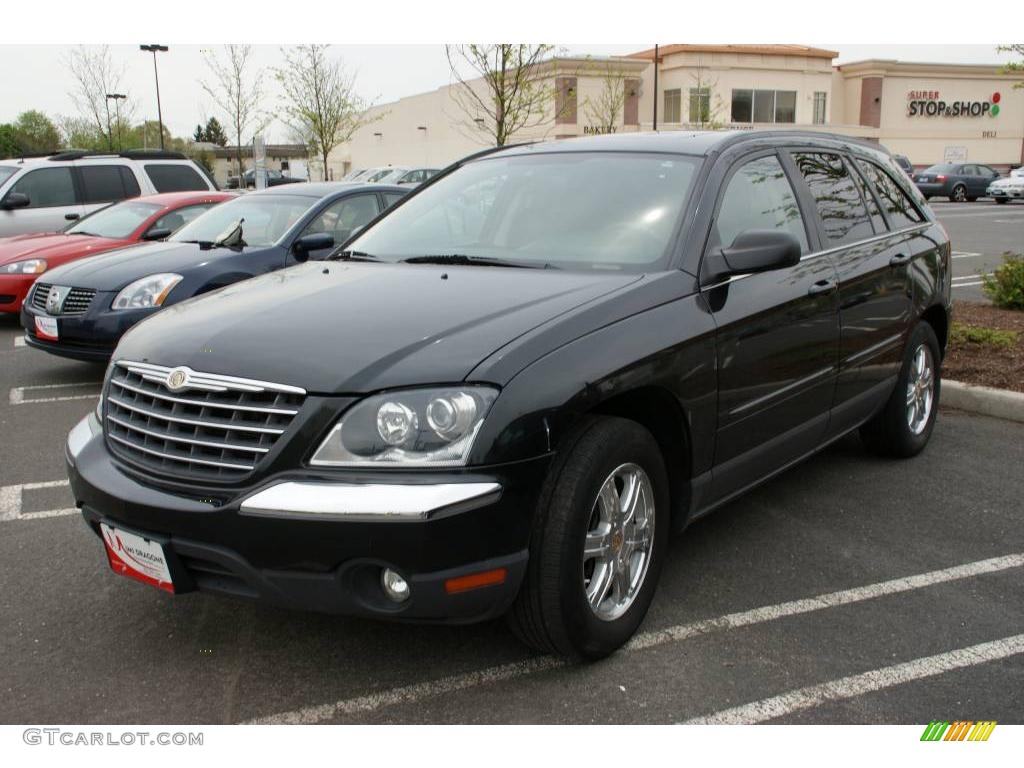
[75, 163, 142, 217]
[701, 150, 841, 499]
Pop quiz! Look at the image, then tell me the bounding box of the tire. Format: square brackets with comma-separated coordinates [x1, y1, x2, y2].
[967, 196, 978, 202]
[860, 321, 941, 458]
[995, 198, 1008, 205]
[949, 184, 967, 202]
[507, 416, 670, 659]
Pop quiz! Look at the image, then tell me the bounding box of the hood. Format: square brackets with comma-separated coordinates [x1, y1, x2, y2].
[0, 233, 130, 267]
[39, 241, 240, 291]
[988, 177, 1022, 188]
[115, 261, 641, 393]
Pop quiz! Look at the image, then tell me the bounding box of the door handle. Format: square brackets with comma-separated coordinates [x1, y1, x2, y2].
[889, 253, 912, 267]
[64, 213, 80, 221]
[807, 279, 837, 297]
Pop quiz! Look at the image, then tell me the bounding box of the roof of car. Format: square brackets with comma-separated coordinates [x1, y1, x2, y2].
[491, 130, 892, 159]
[247, 182, 406, 198]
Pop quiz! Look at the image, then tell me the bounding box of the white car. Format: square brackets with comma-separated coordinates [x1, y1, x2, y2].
[986, 168, 1024, 204]
[0, 150, 217, 237]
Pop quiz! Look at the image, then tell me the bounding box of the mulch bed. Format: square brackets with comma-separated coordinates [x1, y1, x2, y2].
[944, 301, 1024, 393]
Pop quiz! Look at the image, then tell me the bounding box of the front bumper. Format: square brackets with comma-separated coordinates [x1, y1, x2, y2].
[21, 293, 153, 362]
[0, 273, 35, 315]
[988, 187, 1024, 200]
[66, 414, 549, 623]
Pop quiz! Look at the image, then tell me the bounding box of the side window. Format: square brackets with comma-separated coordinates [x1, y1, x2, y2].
[79, 165, 135, 204]
[119, 167, 141, 197]
[6, 167, 77, 208]
[855, 159, 925, 229]
[383, 192, 405, 209]
[792, 152, 874, 245]
[849, 162, 886, 233]
[144, 164, 208, 193]
[149, 204, 214, 236]
[302, 194, 380, 244]
[713, 154, 809, 255]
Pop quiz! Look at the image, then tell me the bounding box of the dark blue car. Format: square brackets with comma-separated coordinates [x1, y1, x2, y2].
[21, 182, 407, 361]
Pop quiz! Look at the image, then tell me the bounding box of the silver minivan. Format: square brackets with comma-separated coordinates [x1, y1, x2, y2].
[0, 150, 217, 238]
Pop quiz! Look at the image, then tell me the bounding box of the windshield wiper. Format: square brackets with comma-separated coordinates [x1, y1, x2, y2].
[330, 249, 382, 262]
[401, 254, 556, 269]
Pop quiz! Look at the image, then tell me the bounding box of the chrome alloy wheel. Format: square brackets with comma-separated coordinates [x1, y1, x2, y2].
[906, 343, 935, 435]
[582, 463, 656, 622]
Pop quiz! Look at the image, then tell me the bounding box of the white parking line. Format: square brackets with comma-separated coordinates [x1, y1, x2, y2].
[681, 633, 1024, 724]
[951, 252, 981, 259]
[14, 335, 25, 348]
[0, 479, 75, 522]
[9, 382, 101, 405]
[242, 552, 1024, 724]
[952, 281, 985, 288]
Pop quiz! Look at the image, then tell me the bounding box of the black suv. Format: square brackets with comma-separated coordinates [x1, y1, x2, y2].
[66, 131, 951, 659]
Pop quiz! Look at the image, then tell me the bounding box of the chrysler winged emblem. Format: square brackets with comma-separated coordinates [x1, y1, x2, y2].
[165, 367, 190, 392]
[45, 285, 70, 315]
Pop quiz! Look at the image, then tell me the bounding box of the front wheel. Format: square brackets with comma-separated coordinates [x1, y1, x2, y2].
[507, 416, 670, 659]
[860, 321, 941, 458]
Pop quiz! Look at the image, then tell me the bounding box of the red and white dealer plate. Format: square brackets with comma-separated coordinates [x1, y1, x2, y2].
[34, 316, 58, 340]
[100, 523, 175, 593]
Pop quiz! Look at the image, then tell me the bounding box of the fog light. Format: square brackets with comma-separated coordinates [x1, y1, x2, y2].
[381, 568, 410, 602]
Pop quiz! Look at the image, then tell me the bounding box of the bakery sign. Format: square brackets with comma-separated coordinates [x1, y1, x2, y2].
[907, 90, 1002, 118]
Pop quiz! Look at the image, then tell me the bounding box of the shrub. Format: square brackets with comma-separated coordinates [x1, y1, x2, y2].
[982, 252, 1024, 310]
[949, 323, 1019, 348]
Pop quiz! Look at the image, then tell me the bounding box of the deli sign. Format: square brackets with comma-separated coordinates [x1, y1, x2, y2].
[907, 90, 1002, 118]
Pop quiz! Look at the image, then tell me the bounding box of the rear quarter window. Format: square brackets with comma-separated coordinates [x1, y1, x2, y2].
[855, 159, 925, 230]
[144, 164, 209, 193]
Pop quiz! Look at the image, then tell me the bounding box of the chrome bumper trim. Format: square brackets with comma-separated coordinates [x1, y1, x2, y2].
[239, 481, 503, 522]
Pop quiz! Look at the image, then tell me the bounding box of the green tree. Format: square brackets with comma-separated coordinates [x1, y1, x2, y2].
[0, 124, 22, 158]
[192, 124, 205, 142]
[203, 116, 229, 146]
[13, 110, 61, 154]
[999, 44, 1024, 87]
[57, 115, 107, 151]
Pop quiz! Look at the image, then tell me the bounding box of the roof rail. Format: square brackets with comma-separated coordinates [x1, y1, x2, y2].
[45, 149, 189, 162]
[118, 149, 188, 160]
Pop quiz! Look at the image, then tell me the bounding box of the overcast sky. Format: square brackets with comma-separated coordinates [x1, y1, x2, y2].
[0, 44, 1014, 143]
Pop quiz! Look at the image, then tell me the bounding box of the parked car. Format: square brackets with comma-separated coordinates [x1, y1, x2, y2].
[22, 183, 407, 361]
[341, 169, 369, 181]
[986, 167, 1024, 204]
[359, 167, 411, 184]
[226, 168, 306, 190]
[0, 191, 233, 315]
[912, 162, 1000, 202]
[395, 168, 440, 186]
[65, 131, 950, 659]
[892, 154, 913, 176]
[0, 150, 218, 238]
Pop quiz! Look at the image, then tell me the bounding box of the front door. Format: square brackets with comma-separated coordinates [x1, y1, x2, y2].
[701, 152, 841, 501]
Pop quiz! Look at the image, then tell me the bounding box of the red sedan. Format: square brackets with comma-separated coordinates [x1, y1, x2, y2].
[0, 191, 234, 315]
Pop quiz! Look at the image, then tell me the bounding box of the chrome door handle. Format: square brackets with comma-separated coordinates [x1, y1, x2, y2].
[807, 279, 837, 296]
[889, 253, 912, 267]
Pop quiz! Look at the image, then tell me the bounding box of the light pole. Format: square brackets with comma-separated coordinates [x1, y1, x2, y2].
[139, 44, 168, 149]
[105, 93, 126, 151]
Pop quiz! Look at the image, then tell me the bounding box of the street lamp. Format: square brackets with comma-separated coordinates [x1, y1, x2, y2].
[105, 93, 126, 152]
[139, 44, 169, 149]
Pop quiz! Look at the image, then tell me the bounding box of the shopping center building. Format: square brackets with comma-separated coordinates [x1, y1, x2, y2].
[327, 45, 1023, 177]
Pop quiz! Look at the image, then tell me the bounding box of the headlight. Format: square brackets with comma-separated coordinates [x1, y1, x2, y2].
[111, 273, 182, 310]
[310, 386, 499, 466]
[0, 258, 47, 274]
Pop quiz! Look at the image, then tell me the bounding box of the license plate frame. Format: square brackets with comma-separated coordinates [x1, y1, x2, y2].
[34, 315, 58, 340]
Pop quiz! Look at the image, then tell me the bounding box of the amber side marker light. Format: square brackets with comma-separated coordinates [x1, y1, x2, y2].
[445, 567, 507, 594]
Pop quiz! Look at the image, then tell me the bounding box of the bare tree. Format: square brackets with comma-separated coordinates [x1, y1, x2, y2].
[582, 59, 628, 134]
[685, 58, 728, 130]
[65, 46, 135, 148]
[201, 45, 269, 177]
[445, 44, 555, 147]
[275, 45, 375, 181]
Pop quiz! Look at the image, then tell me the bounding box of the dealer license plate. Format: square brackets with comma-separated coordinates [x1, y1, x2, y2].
[34, 316, 58, 340]
[100, 523, 175, 593]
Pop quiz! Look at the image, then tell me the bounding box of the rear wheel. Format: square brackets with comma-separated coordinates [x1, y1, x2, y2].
[507, 416, 669, 659]
[950, 184, 967, 202]
[860, 321, 941, 458]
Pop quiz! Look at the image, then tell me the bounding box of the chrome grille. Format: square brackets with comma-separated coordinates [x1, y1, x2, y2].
[104, 360, 306, 482]
[30, 283, 96, 315]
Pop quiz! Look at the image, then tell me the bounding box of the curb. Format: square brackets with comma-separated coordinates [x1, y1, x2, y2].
[941, 380, 1024, 423]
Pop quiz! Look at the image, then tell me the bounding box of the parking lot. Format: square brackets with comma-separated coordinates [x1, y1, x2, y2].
[1, 201, 1022, 725]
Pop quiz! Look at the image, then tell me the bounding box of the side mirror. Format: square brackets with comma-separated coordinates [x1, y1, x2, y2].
[1, 192, 30, 210]
[142, 227, 172, 241]
[291, 232, 335, 263]
[65, 212, 81, 221]
[705, 230, 802, 281]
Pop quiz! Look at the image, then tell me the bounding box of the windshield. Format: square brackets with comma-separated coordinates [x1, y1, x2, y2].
[364, 169, 396, 182]
[0, 166, 16, 187]
[66, 201, 162, 239]
[169, 194, 317, 247]
[347, 152, 700, 271]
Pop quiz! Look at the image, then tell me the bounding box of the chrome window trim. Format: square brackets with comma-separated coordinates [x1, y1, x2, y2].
[239, 481, 503, 522]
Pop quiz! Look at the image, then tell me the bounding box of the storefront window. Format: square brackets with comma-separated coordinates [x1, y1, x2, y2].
[774, 91, 796, 123]
[731, 89, 798, 124]
[731, 89, 753, 123]
[664, 89, 681, 123]
[813, 91, 827, 124]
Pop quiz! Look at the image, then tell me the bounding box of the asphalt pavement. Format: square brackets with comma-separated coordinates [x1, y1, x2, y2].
[1, 214, 1023, 724]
